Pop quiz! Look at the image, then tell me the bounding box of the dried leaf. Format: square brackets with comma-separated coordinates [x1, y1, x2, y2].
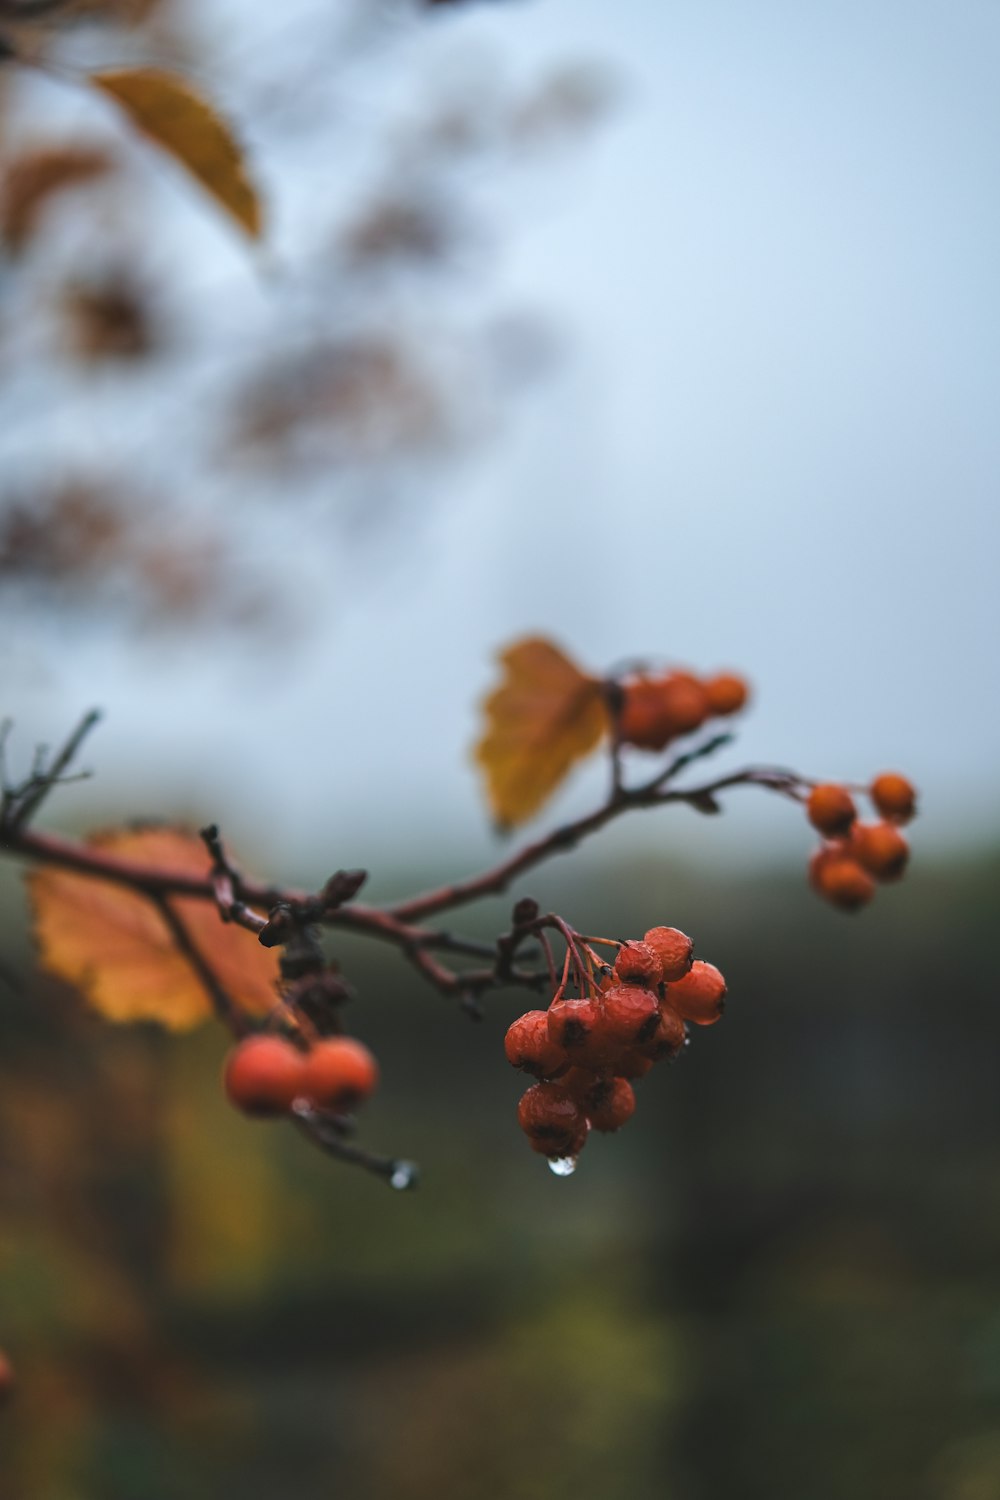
[91, 68, 262, 237]
[28, 827, 279, 1030]
[475, 637, 609, 829]
[0, 146, 113, 252]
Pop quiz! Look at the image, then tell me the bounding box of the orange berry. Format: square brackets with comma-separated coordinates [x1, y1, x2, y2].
[638, 1003, 686, 1060]
[600, 983, 660, 1046]
[223, 1035, 306, 1117]
[807, 783, 857, 838]
[870, 772, 917, 824]
[612, 940, 664, 987]
[809, 848, 876, 911]
[642, 925, 694, 982]
[505, 1010, 568, 1078]
[617, 676, 675, 751]
[665, 960, 727, 1026]
[704, 672, 749, 716]
[517, 1082, 587, 1156]
[299, 1037, 379, 1112]
[0, 1351, 14, 1408]
[547, 996, 600, 1051]
[657, 672, 711, 736]
[850, 821, 910, 882]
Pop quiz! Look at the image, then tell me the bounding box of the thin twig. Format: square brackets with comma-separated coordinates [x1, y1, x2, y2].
[151, 894, 254, 1037]
[292, 1103, 418, 1189]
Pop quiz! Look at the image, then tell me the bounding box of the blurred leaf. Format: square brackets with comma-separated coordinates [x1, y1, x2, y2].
[475, 636, 609, 829]
[27, 827, 279, 1030]
[0, 145, 113, 252]
[91, 68, 262, 237]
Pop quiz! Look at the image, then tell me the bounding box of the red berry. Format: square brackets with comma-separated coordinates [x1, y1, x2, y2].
[642, 925, 694, 982]
[809, 847, 876, 911]
[223, 1035, 306, 1117]
[850, 821, 910, 882]
[807, 784, 857, 838]
[504, 1010, 568, 1079]
[0, 1351, 14, 1408]
[560, 1070, 636, 1132]
[870, 772, 917, 824]
[517, 1082, 586, 1155]
[600, 983, 660, 1045]
[587, 1077, 636, 1133]
[617, 1049, 655, 1080]
[665, 960, 727, 1026]
[638, 1004, 686, 1060]
[704, 673, 749, 716]
[612, 940, 664, 987]
[299, 1038, 379, 1112]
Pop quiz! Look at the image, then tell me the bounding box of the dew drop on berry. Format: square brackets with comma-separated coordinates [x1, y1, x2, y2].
[547, 1154, 578, 1177]
[390, 1161, 419, 1191]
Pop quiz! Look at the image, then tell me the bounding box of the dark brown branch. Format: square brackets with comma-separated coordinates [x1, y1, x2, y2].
[1, 710, 101, 833]
[291, 1103, 418, 1189]
[151, 894, 254, 1037]
[389, 737, 802, 923]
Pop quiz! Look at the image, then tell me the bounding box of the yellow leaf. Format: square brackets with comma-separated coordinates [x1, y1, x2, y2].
[27, 827, 280, 1031]
[475, 637, 610, 829]
[91, 68, 262, 237]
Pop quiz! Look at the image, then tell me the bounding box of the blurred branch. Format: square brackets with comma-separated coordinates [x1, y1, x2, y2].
[0, 714, 813, 1012]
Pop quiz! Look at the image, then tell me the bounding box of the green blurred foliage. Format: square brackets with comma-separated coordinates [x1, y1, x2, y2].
[0, 845, 998, 1499]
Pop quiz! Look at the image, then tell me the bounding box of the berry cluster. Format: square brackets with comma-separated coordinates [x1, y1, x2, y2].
[617, 667, 749, 752]
[506, 926, 726, 1170]
[223, 1033, 379, 1118]
[806, 772, 917, 911]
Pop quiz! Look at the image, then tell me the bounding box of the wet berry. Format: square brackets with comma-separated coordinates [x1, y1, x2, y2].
[666, 960, 727, 1026]
[642, 925, 694, 981]
[517, 1082, 586, 1155]
[504, 1010, 568, 1078]
[617, 1049, 655, 1080]
[601, 983, 660, 1045]
[612, 940, 663, 987]
[547, 995, 601, 1052]
[639, 1004, 687, 1060]
[587, 1077, 636, 1133]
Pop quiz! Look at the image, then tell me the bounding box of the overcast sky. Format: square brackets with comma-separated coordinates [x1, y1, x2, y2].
[4, 0, 999, 881]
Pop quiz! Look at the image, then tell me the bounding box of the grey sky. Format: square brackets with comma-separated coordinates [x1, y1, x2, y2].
[4, 0, 998, 876]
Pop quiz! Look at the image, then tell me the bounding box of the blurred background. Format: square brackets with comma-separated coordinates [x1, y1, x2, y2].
[1, 0, 999, 1496]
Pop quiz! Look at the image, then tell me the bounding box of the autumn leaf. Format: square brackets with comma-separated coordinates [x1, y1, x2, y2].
[475, 637, 610, 829]
[27, 827, 279, 1031]
[0, 146, 114, 252]
[91, 69, 263, 237]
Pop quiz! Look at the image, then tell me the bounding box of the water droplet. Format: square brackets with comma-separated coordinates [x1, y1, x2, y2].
[547, 1155, 577, 1178]
[390, 1160, 419, 1191]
